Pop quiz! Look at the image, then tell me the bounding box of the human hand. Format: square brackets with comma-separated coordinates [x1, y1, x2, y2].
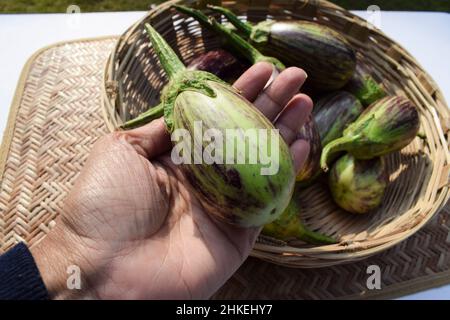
[31, 62, 312, 299]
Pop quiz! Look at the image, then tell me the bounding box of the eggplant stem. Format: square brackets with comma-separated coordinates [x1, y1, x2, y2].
[173, 5, 285, 70]
[299, 227, 337, 245]
[144, 23, 185, 79]
[121, 103, 164, 129]
[320, 136, 356, 172]
[173, 5, 215, 30]
[207, 5, 253, 37]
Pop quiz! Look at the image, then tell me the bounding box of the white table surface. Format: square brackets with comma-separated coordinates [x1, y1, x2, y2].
[0, 10, 449, 300]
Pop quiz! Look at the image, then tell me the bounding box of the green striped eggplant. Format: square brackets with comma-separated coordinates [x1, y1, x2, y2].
[320, 96, 420, 171]
[263, 186, 336, 244]
[329, 154, 388, 214]
[344, 57, 386, 106]
[313, 91, 364, 147]
[206, 5, 356, 92]
[123, 23, 295, 227]
[296, 115, 322, 182]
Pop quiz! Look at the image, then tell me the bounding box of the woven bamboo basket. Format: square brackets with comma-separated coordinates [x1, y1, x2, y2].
[101, 0, 450, 267]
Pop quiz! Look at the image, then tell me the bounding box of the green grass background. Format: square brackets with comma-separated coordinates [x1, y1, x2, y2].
[1, 0, 449, 13]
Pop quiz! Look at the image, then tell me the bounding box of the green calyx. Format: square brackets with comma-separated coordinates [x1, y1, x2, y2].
[122, 23, 227, 131]
[174, 5, 285, 71]
[122, 70, 225, 131]
[356, 76, 386, 106]
[144, 23, 185, 79]
[161, 70, 225, 132]
[250, 20, 274, 45]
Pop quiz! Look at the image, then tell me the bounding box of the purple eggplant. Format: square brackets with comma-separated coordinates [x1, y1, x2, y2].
[187, 49, 249, 83]
[296, 116, 322, 182]
[313, 91, 364, 147]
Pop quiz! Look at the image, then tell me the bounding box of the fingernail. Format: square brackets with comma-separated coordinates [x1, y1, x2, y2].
[302, 70, 308, 79]
[263, 66, 280, 90]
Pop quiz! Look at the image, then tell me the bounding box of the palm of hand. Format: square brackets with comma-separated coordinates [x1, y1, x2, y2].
[62, 132, 257, 299]
[33, 63, 312, 299]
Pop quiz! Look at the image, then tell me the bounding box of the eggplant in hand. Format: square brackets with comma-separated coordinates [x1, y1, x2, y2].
[123, 23, 296, 227]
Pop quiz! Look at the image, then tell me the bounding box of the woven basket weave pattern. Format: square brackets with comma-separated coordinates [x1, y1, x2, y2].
[0, 39, 116, 252]
[101, 0, 450, 267]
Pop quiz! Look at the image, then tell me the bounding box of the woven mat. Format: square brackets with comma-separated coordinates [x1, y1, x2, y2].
[1, 37, 449, 300]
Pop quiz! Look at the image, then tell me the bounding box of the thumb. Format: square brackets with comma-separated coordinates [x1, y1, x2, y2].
[120, 118, 171, 159]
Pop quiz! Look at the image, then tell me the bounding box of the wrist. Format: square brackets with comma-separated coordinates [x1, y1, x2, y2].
[30, 223, 94, 299]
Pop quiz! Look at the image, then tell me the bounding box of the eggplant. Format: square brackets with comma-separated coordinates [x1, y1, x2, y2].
[122, 24, 295, 227]
[263, 186, 336, 244]
[187, 49, 249, 83]
[344, 57, 386, 106]
[206, 5, 356, 92]
[329, 154, 388, 214]
[296, 115, 322, 182]
[320, 96, 420, 171]
[313, 91, 364, 147]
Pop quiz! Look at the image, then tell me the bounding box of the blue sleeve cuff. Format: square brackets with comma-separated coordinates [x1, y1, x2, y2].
[0, 242, 49, 300]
